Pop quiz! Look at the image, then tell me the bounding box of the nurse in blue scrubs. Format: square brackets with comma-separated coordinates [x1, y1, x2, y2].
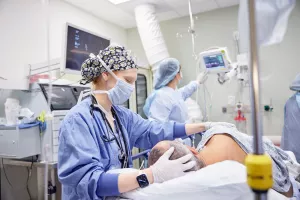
[143, 58, 208, 146]
[58, 45, 230, 200]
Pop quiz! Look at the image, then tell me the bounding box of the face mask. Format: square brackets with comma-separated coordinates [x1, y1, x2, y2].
[93, 80, 134, 105]
[93, 54, 134, 105]
[176, 73, 182, 85]
[238, 0, 295, 53]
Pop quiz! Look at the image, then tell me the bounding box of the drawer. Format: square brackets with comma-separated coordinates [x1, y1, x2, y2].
[53, 154, 58, 162]
[53, 138, 59, 146]
[52, 123, 61, 131]
[53, 145, 58, 153]
[53, 116, 65, 124]
[52, 117, 65, 130]
[53, 131, 59, 138]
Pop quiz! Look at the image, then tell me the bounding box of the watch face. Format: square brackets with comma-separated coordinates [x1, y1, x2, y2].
[137, 174, 149, 188]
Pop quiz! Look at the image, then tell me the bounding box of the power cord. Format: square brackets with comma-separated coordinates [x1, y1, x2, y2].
[2, 157, 36, 200]
[1, 158, 13, 189]
[26, 168, 32, 200]
[26, 157, 34, 200]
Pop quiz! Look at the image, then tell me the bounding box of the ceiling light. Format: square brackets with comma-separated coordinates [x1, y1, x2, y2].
[107, 0, 131, 5]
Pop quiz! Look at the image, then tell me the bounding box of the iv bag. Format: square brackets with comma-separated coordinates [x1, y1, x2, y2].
[238, 0, 296, 53]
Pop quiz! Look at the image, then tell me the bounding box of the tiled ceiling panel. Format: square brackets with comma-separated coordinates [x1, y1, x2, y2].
[64, 0, 239, 28]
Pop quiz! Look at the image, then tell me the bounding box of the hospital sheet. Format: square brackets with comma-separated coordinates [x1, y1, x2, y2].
[108, 161, 288, 200]
[197, 125, 294, 194]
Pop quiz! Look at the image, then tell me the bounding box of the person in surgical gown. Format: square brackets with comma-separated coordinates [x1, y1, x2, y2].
[143, 58, 207, 146]
[281, 73, 300, 163]
[57, 45, 229, 200]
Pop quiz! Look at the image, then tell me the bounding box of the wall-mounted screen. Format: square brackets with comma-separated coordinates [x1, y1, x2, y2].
[63, 24, 110, 73]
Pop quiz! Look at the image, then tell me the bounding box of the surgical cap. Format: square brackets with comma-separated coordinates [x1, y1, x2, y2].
[80, 45, 138, 85]
[154, 58, 180, 90]
[290, 73, 300, 91]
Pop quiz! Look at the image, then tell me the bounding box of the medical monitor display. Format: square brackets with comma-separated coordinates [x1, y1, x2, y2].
[40, 84, 77, 111]
[65, 24, 110, 72]
[203, 54, 225, 69]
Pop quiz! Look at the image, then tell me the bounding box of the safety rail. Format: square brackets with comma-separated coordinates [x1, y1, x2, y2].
[132, 149, 151, 160]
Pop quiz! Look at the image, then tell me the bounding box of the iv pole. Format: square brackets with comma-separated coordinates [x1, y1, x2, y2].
[245, 0, 273, 200]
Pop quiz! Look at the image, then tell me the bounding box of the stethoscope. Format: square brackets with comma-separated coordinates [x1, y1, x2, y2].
[89, 95, 129, 168]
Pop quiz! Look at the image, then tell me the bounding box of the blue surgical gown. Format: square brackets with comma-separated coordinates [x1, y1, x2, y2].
[281, 94, 300, 163]
[147, 81, 198, 123]
[58, 97, 186, 200]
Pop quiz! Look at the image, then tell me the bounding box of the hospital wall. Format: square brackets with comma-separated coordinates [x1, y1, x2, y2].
[127, 4, 300, 137]
[0, 0, 127, 199]
[0, 0, 127, 86]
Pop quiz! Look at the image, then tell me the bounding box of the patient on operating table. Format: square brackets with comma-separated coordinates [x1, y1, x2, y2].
[148, 125, 299, 198]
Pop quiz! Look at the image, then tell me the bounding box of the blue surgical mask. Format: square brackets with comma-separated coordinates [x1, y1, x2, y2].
[93, 55, 134, 105]
[176, 71, 182, 85]
[107, 79, 134, 105]
[296, 92, 300, 108]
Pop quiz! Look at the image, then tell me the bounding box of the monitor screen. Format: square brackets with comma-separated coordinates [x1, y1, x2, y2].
[71, 86, 89, 101]
[65, 25, 110, 72]
[203, 54, 225, 69]
[40, 84, 78, 111]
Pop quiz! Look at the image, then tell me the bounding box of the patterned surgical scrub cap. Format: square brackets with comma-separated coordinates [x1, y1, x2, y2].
[80, 45, 138, 85]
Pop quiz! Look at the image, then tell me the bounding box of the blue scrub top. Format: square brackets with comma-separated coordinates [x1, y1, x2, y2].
[58, 97, 186, 200]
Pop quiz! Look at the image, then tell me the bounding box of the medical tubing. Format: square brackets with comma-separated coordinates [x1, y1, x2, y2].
[203, 83, 212, 121]
[196, 60, 209, 122]
[202, 82, 207, 121]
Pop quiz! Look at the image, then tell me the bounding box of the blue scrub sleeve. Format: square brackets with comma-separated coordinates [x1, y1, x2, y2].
[123, 109, 186, 149]
[178, 81, 198, 101]
[58, 114, 120, 199]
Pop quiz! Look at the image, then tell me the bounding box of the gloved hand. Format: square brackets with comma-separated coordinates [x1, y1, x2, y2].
[203, 122, 236, 130]
[150, 147, 196, 183]
[197, 71, 208, 84]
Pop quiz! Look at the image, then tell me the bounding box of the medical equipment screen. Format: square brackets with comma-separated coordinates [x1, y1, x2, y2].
[65, 25, 110, 71]
[203, 54, 225, 69]
[71, 86, 89, 101]
[40, 84, 77, 111]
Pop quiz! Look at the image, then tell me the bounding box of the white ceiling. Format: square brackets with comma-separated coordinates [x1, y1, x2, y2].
[64, 0, 239, 29]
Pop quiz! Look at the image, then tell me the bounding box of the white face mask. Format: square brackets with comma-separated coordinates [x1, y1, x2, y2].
[238, 0, 296, 53]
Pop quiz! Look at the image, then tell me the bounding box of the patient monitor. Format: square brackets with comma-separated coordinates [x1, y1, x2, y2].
[199, 47, 231, 74]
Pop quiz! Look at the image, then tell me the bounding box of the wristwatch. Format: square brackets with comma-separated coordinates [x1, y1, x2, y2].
[136, 171, 149, 188]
